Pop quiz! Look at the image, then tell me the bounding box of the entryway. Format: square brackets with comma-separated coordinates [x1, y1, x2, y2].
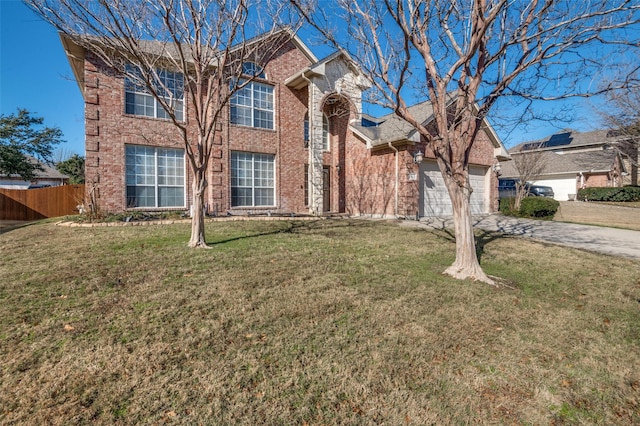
[323, 166, 330, 212]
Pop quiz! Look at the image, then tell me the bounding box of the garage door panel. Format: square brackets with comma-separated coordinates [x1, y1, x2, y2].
[420, 161, 487, 217]
[469, 166, 486, 214]
[420, 162, 450, 216]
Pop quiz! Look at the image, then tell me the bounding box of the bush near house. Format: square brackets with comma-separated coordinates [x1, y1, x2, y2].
[577, 186, 640, 202]
[519, 197, 560, 218]
[500, 197, 560, 219]
[499, 197, 517, 216]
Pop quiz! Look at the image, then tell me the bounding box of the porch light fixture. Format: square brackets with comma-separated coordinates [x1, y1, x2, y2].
[413, 149, 424, 164]
[492, 163, 502, 175]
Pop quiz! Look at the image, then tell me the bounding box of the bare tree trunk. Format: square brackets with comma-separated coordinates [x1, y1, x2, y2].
[443, 174, 494, 285]
[514, 190, 525, 211]
[188, 171, 208, 248]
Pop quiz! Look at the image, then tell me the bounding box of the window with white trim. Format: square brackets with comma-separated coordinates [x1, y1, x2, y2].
[230, 80, 274, 129]
[125, 145, 185, 208]
[322, 114, 330, 151]
[125, 66, 184, 121]
[231, 151, 275, 207]
[303, 113, 330, 151]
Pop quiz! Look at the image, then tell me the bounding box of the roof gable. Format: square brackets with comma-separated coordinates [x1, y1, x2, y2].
[349, 97, 508, 159]
[61, 27, 318, 97]
[284, 49, 368, 90]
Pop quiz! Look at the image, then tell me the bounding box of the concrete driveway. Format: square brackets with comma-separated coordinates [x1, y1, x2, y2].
[407, 214, 640, 261]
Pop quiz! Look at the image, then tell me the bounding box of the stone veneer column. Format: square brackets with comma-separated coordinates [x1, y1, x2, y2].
[308, 81, 324, 215]
[306, 58, 366, 214]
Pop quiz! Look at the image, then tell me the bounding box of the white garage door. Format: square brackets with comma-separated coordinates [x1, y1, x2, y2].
[419, 161, 488, 217]
[530, 176, 577, 201]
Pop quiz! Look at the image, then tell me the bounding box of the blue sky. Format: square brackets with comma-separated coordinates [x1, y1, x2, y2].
[1, 0, 602, 156]
[1, 0, 85, 155]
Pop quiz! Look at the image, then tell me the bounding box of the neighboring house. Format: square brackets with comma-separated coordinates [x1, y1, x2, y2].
[0, 156, 69, 189]
[60, 30, 507, 218]
[500, 130, 635, 201]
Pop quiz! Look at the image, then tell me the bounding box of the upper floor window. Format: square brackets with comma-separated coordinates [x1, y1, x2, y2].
[242, 62, 265, 79]
[230, 80, 274, 130]
[125, 66, 184, 121]
[304, 113, 330, 151]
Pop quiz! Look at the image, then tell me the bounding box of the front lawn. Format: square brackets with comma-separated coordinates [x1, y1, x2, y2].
[1, 219, 639, 424]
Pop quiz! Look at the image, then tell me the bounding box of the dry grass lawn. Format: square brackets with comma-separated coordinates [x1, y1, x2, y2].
[1, 219, 639, 424]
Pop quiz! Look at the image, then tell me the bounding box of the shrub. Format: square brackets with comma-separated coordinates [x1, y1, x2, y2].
[577, 186, 640, 202]
[499, 197, 517, 216]
[500, 197, 559, 219]
[519, 197, 560, 219]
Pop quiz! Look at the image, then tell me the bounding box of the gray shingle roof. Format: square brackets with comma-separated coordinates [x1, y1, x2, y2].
[33, 160, 69, 180]
[500, 148, 619, 177]
[510, 129, 628, 153]
[351, 101, 439, 147]
[1, 156, 69, 180]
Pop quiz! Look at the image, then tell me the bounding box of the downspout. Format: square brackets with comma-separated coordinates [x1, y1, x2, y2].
[388, 142, 399, 217]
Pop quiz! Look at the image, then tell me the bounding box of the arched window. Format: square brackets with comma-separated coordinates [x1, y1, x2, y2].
[242, 62, 265, 79]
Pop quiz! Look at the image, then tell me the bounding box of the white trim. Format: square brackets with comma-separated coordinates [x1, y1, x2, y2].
[230, 151, 276, 207]
[125, 144, 186, 208]
[230, 80, 275, 130]
[349, 125, 374, 149]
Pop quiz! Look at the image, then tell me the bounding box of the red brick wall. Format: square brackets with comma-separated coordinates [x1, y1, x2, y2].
[84, 52, 194, 213]
[583, 173, 611, 188]
[84, 41, 313, 214]
[343, 129, 500, 217]
[82, 40, 499, 217]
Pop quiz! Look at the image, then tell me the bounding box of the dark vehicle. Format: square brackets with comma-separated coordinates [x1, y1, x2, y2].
[498, 178, 554, 199]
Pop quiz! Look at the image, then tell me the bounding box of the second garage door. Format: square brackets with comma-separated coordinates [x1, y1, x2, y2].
[419, 161, 488, 217]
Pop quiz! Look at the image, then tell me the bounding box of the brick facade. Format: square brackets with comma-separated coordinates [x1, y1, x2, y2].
[343, 129, 500, 218]
[71, 36, 502, 217]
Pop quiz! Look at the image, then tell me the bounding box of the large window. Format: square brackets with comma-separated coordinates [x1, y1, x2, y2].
[125, 145, 185, 208]
[125, 67, 184, 121]
[303, 113, 330, 150]
[230, 80, 274, 129]
[231, 151, 275, 207]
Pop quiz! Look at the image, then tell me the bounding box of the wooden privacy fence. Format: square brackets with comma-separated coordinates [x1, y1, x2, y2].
[0, 185, 85, 220]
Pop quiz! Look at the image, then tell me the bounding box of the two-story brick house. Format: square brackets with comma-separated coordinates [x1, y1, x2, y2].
[60, 30, 508, 219]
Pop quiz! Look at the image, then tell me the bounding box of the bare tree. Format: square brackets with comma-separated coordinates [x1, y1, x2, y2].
[510, 149, 547, 210]
[598, 64, 640, 184]
[26, 0, 297, 247]
[292, 0, 640, 284]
